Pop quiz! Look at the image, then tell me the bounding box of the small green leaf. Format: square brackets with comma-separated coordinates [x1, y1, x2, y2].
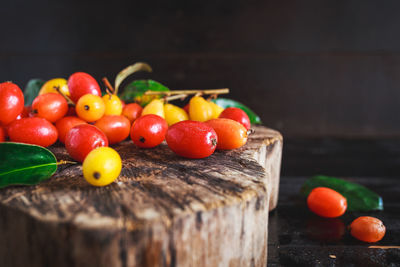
[300, 175, 383, 212]
[114, 62, 153, 94]
[211, 98, 262, 124]
[120, 79, 170, 106]
[24, 79, 45, 106]
[0, 142, 57, 188]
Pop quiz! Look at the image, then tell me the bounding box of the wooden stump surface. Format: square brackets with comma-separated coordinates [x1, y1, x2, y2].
[0, 125, 282, 267]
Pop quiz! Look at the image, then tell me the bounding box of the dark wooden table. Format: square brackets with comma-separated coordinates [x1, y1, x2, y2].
[268, 139, 400, 266]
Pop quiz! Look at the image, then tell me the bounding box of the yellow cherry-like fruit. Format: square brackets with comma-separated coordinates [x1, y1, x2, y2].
[102, 94, 123, 115]
[142, 99, 165, 118]
[189, 96, 213, 122]
[76, 94, 105, 122]
[39, 78, 70, 96]
[164, 103, 189, 126]
[82, 147, 122, 186]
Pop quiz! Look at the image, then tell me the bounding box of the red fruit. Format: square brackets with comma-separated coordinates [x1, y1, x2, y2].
[205, 118, 248, 150]
[8, 117, 58, 147]
[122, 103, 143, 123]
[349, 216, 386, 243]
[0, 82, 24, 125]
[65, 124, 108, 162]
[55, 116, 87, 144]
[307, 187, 347, 218]
[166, 120, 218, 159]
[94, 115, 131, 145]
[130, 114, 168, 148]
[219, 107, 251, 130]
[67, 72, 101, 103]
[0, 126, 5, 142]
[32, 93, 68, 123]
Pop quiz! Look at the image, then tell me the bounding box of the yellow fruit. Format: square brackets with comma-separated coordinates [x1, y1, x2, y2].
[39, 78, 70, 96]
[102, 94, 123, 115]
[83, 147, 122, 186]
[209, 101, 224, 119]
[189, 96, 213, 122]
[76, 94, 105, 122]
[142, 99, 165, 118]
[164, 103, 189, 126]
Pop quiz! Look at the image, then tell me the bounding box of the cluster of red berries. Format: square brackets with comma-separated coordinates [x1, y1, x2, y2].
[0, 72, 252, 163]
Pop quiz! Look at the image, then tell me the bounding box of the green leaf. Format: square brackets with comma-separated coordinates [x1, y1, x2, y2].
[300, 175, 383, 212]
[120, 79, 169, 106]
[24, 79, 45, 106]
[114, 62, 153, 94]
[0, 142, 57, 188]
[211, 98, 262, 124]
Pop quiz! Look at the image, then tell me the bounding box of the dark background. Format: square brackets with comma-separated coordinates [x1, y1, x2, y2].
[3, 0, 400, 138]
[2, 0, 400, 176]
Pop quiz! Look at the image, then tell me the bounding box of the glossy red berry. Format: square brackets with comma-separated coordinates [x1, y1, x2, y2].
[130, 114, 168, 148]
[0, 82, 24, 125]
[219, 107, 251, 130]
[65, 124, 108, 162]
[122, 103, 143, 123]
[307, 187, 347, 218]
[55, 116, 87, 144]
[8, 117, 58, 147]
[67, 72, 101, 103]
[32, 93, 69, 123]
[94, 115, 131, 145]
[166, 120, 218, 159]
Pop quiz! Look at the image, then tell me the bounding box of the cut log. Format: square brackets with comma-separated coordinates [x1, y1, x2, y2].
[0, 125, 282, 267]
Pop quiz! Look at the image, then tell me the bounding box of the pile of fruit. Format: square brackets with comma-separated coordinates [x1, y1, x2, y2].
[0, 63, 256, 188]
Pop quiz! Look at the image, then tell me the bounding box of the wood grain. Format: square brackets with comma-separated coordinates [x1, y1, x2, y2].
[0, 125, 282, 267]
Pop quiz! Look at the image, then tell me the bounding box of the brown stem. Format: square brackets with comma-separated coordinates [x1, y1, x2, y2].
[144, 88, 229, 96]
[102, 77, 115, 94]
[165, 94, 188, 102]
[57, 160, 77, 165]
[54, 86, 75, 106]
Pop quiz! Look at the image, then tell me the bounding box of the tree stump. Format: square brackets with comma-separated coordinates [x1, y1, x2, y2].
[0, 125, 282, 267]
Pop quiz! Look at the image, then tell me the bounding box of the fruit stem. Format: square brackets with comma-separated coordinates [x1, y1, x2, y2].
[145, 88, 229, 96]
[57, 160, 77, 165]
[164, 94, 188, 103]
[102, 77, 116, 95]
[54, 86, 75, 106]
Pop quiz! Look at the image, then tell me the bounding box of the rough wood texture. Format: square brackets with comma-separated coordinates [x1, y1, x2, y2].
[0, 125, 282, 267]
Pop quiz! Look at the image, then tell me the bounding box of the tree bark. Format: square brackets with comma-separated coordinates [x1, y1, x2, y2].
[0, 125, 282, 267]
